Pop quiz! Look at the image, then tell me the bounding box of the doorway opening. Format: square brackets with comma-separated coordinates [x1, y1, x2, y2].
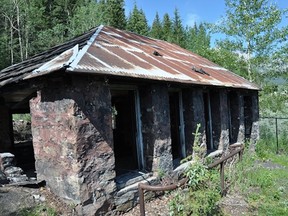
[228, 91, 240, 144]
[204, 90, 221, 151]
[204, 92, 213, 150]
[169, 91, 185, 166]
[111, 89, 143, 176]
[244, 96, 253, 140]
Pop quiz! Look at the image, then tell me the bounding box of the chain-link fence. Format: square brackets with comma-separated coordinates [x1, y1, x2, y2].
[259, 117, 288, 154]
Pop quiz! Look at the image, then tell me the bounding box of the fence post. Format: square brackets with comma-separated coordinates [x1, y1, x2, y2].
[220, 162, 224, 195]
[138, 184, 145, 216]
[275, 118, 279, 154]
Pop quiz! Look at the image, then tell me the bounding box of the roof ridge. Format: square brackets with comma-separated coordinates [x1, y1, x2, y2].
[68, 25, 104, 71]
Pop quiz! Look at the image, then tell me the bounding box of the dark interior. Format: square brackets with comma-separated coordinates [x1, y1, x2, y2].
[169, 92, 182, 160]
[244, 96, 253, 139]
[204, 92, 213, 150]
[111, 90, 138, 176]
[228, 91, 240, 144]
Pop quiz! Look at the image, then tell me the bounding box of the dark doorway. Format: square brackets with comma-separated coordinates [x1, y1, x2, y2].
[111, 90, 138, 176]
[169, 92, 183, 161]
[203, 92, 213, 150]
[12, 113, 36, 178]
[244, 96, 253, 139]
[228, 91, 240, 144]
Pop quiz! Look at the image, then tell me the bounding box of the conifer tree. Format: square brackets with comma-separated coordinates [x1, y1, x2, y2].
[150, 12, 162, 39]
[105, 0, 126, 29]
[162, 13, 173, 42]
[126, 5, 149, 35]
[186, 22, 210, 55]
[171, 8, 185, 47]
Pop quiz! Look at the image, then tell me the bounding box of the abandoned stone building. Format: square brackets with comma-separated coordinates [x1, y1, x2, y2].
[0, 25, 259, 214]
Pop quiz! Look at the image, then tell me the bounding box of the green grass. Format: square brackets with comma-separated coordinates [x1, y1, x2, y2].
[229, 141, 288, 215]
[18, 205, 57, 216]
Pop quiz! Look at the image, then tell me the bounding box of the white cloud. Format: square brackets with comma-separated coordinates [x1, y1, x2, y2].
[185, 13, 200, 27]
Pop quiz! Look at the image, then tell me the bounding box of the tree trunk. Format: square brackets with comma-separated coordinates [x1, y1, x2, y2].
[14, 0, 23, 61]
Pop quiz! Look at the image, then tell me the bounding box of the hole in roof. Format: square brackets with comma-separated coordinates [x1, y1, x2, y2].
[153, 51, 162, 57]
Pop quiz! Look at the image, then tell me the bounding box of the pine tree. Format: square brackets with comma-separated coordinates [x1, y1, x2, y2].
[105, 0, 126, 29]
[171, 8, 185, 47]
[150, 12, 162, 39]
[126, 5, 149, 36]
[162, 13, 172, 42]
[187, 22, 210, 55]
[69, 0, 103, 36]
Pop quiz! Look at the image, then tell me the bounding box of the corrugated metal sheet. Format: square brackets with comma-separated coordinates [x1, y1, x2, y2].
[1, 25, 259, 90]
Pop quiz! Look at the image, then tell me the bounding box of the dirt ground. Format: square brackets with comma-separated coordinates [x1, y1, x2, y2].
[0, 184, 76, 216]
[0, 183, 251, 216]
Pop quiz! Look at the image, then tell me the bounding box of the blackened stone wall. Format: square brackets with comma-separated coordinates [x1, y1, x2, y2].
[139, 85, 173, 174]
[30, 76, 116, 215]
[250, 91, 260, 151]
[219, 90, 230, 151]
[182, 88, 206, 155]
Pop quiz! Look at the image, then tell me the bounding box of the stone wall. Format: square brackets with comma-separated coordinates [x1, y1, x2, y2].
[28, 76, 260, 214]
[182, 88, 206, 155]
[30, 76, 116, 215]
[249, 91, 260, 151]
[219, 90, 230, 151]
[139, 84, 173, 174]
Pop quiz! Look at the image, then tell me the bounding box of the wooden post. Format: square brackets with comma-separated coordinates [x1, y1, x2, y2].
[220, 162, 225, 195]
[138, 184, 145, 216]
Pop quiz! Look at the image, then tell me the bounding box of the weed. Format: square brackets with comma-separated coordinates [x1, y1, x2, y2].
[19, 204, 57, 216]
[169, 124, 222, 215]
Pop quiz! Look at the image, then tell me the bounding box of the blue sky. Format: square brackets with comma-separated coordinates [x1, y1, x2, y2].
[124, 0, 288, 26]
[124, 0, 288, 45]
[124, 0, 226, 26]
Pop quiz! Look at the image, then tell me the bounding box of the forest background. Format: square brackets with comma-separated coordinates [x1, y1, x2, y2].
[0, 0, 287, 116]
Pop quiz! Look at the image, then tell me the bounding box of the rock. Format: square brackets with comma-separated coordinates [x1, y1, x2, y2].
[39, 196, 46, 202]
[4, 166, 23, 176]
[0, 170, 9, 184]
[33, 194, 40, 200]
[0, 153, 15, 170]
[8, 174, 28, 183]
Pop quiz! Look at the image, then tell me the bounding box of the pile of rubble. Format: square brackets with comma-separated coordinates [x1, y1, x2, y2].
[0, 152, 33, 185]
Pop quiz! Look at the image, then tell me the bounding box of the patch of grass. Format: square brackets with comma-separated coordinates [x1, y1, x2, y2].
[19, 205, 57, 216]
[229, 140, 288, 215]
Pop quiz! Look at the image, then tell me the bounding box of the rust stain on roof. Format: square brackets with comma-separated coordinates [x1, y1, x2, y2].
[1, 25, 259, 90]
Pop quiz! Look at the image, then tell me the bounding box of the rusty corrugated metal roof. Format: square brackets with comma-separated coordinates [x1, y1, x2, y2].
[0, 25, 259, 90]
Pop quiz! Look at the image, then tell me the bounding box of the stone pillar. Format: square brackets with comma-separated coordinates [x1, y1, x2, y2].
[249, 91, 260, 151]
[0, 105, 13, 152]
[218, 90, 230, 151]
[182, 88, 206, 156]
[30, 76, 116, 215]
[139, 85, 173, 174]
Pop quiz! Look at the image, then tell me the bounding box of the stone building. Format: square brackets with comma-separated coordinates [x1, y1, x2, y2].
[0, 25, 259, 215]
